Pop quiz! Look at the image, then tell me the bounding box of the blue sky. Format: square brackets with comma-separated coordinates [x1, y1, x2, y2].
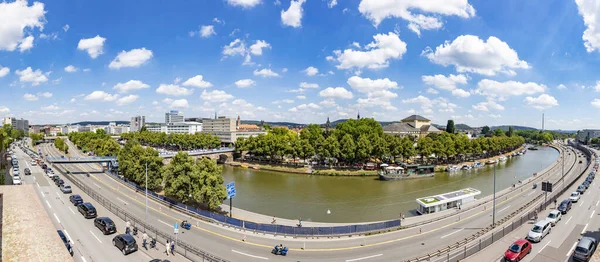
[1, 0, 600, 129]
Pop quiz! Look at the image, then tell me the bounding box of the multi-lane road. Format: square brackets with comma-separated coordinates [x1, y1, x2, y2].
[36, 139, 590, 262]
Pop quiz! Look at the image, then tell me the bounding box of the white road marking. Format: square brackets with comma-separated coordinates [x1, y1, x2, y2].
[157, 219, 171, 227]
[528, 191, 535, 196]
[68, 207, 76, 215]
[591, 210, 595, 219]
[596, 200, 599, 207]
[89, 230, 102, 243]
[580, 200, 585, 207]
[346, 254, 384, 262]
[441, 228, 464, 239]
[46, 200, 52, 208]
[53, 213, 61, 224]
[116, 197, 128, 205]
[36, 182, 40, 189]
[582, 223, 589, 234]
[81, 257, 87, 262]
[93, 183, 101, 189]
[539, 241, 551, 253]
[231, 250, 269, 260]
[498, 205, 511, 213]
[566, 216, 573, 225]
[56, 192, 61, 198]
[567, 242, 578, 256]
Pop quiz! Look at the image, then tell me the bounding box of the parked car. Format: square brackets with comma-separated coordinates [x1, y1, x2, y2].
[60, 184, 72, 193]
[12, 177, 22, 185]
[527, 220, 552, 243]
[55, 179, 64, 187]
[570, 192, 581, 203]
[504, 238, 532, 262]
[94, 217, 117, 235]
[78, 202, 97, 219]
[573, 236, 597, 261]
[112, 234, 138, 255]
[13, 169, 19, 176]
[69, 194, 83, 205]
[577, 185, 587, 194]
[57, 230, 73, 256]
[583, 181, 591, 189]
[546, 210, 562, 226]
[558, 199, 573, 214]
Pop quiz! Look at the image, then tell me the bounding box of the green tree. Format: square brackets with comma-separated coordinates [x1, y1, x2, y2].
[163, 152, 199, 204]
[481, 126, 490, 135]
[446, 120, 455, 134]
[118, 141, 163, 189]
[196, 158, 227, 210]
[339, 134, 356, 164]
[140, 125, 147, 132]
[355, 134, 373, 163]
[493, 129, 505, 137]
[507, 126, 514, 137]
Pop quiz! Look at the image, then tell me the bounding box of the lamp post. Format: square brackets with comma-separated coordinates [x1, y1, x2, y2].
[492, 162, 497, 226]
[145, 162, 148, 225]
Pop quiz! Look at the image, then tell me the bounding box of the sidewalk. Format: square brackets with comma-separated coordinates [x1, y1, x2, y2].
[136, 237, 192, 262]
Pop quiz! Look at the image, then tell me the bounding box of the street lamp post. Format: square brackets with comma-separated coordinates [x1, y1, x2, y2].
[145, 162, 148, 225]
[493, 162, 497, 226]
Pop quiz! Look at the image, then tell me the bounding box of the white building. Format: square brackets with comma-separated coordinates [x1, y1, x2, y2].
[202, 116, 236, 132]
[130, 116, 145, 132]
[147, 122, 202, 135]
[578, 129, 600, 144]
[3, 117, 29, 133]
[165, 111, 184, 124]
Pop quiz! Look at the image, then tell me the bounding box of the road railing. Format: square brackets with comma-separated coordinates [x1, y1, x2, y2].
[404, 144, 596, 262]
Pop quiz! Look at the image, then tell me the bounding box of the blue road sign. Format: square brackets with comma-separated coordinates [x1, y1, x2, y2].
[174, 223, 179, 230]
[226, 182, 236, 198]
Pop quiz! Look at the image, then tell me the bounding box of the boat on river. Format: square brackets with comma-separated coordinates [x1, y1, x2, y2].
[499, 156, 507, 162]
[446, 165, 460, 172]
[487, 159, 497, 165]
[462, 165, 472, 170]
[379, 164, 435, 181]
[528, 146, 539, 150]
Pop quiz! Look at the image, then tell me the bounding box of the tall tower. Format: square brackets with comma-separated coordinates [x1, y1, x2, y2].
[325, 117, 331, 132]
[214, 111, 217, 119]
[542, 113, 545, 131]
[236, 115, 241, 129]
[357, 111, 361, 120]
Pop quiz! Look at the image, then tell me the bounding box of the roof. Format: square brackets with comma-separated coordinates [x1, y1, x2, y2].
[514, 239, 529, 245]
[416, 188, 481, 208]
[383, 122, 420, 133]
[401, 115, 430, 122]
[420, 125, 441, 132]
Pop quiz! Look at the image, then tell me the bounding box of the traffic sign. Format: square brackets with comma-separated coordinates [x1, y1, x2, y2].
[226, 182, 236, 198]
[542, 181, 553, 192]
[174, 223, 179, 234]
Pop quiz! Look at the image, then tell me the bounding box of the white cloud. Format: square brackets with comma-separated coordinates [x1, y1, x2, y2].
[593, 81, 600, 92]
[15, 67, 49, 86]
[422, 74, 468, 91]
[170, 99, 189, 109]
[303, 66, 319, 76]
[39, 32, 57, 40]
[489, 114, 502, 119]
[77, 35, 106, 59]
[402, 96, 458, 114]
[282, 68, 288, 73]
[227, 0, 261, 8]
[557, 84, 567, 90]
[83, 68, 91, 72]
[575, 0, 600, 52]
[296, 95, 306, 99]
[109, 48, 153, 69]
[200, 25, 216, 38]
[39, 92, 52, 98]
[250, 40, 271, 55]
[330, 32, 407, 70]
[358, 0, 475, 35]
[402, 95, 431, 105]
[319, 87, 353, 99]
[182, 75, 213, 88]
[281, 0, 307, 28]
[289, 103, 321, 112]
[235, 79, 256, 88]
[475, 79, 546, 98]
[347, 75, 399, 93]
[222, 39, 247, 58]
[423, 35, 530, 76]
[116, 94, 140, 106]
[320, 99, 337, 107]
[63, 24, 69, 32]
[0, 0, 45, 52]
[201, 90, 234, 102]
[41, 105, 59, 111]
[0, 106, 9, 114]
[84, 91, 119, 101]
[254, 68, 280, 77]
[472, 99, 505, 112]
[592, 99, 600, 109]
[18, 35, 34, 52]
[426, 88, 439, 94]
[156, 84, 193, 96]
[213, 18, 224, 24]
[23, 93, 38, 101]
[451, 89, 471, 98]
[272, 99, 294, 104]
[328, 0, 338, 8]
[299, 82, 319, 88]
[0, 65, 9, 77]
[524, 94, 559, 110]
[113, 80, 150, 93]
[52, 77, 62, 85]
[64, 65, 79, 73]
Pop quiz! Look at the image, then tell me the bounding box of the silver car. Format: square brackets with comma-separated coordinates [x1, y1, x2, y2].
[573, 237, 597, 261]
[60, 184, 72, 194]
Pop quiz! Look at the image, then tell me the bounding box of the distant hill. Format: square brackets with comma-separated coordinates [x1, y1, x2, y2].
[490, 125, 537, 131]
[432, 123, 472, 130]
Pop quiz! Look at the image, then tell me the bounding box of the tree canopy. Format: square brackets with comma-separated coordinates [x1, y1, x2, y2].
[54, 138, 69, 154]
[120, 131, 220, 151]
[446, 120, 455, 134]
[68, 130, 120, 156]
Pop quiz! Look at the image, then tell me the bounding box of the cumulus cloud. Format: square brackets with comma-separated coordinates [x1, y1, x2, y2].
[63, 24, 69, 32]
[423, 35, 530, 76]
[319, 87, 353, 99]
[16, 67, 49, 86]
[0, 106, 9, 114]
[23, 93, 38, 101]
[524, 94, 559, 110]
[182, 75, 213, 88]
[475, 79, 546, 99]
[422, 74, 468, 91]
[427, 88, 439, 94]
[41, 105, 59, 111]
[200, 25, 216, 38]
[289, 103, 321, 112]
[170, 99, 189, 109]
[472, 99, 505, 112]
[329, 32, 407, 70]
[64, 65, 79, 73]
[0, 65, 9, 78]
[281, 0, 307, 28]
[328, 0, 338, 8]
[0, 0, 46, 52]
[115, 95, 139, 106]
[303, 66, 319, 76]
[227, 0, 261, 8]
[235, 79, 256, 88]
[272, 99, 294, 104]
[402, 96, 458, 113]
[222, 38, 270, 65]
[254, 68, 280, 77]
[299, 82, 319, 88]
[77, 35, 106, 59]
[249, 40, 271, 55]
[84, 91, 119, 101]
[557, 84, 567, 90]
[592, 99, 600, 109]
[348, 76, 399, 110]
[156, 84, 193, 96]
[200, 90, 234, 102]
[451, 89, 471, 98]
[39, 92, 52, 98]
[575, 0, 600, 52]
[109, 48, 153, 69]
[358, 0, 475, 35]
[113, 80, 150, 93]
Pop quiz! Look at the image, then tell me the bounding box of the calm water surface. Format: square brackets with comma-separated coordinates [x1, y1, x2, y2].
[222, 147, 559, 223]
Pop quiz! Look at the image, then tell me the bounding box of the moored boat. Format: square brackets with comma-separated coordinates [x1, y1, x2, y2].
[499, 156, 507, 162]
[462, 165, 471, 170]
[486, 159, 497, 165]
[379, 163, 435, 181]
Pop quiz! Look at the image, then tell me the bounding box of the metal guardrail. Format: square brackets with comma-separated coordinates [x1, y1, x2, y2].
[404, 144, 596, 262]
[55, 167, 229, 262]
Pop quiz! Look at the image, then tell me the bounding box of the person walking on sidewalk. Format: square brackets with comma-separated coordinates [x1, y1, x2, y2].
[170, 240, 175, 256]
[125, 220, 131, 235]
[165, 240, 170, 256]
[142, 232, 148, 250]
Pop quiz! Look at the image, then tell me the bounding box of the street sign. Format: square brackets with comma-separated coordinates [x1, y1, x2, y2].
[174, 223, 179, 234]
[226, 182, 236, 199]
[542, 181, 553, 192]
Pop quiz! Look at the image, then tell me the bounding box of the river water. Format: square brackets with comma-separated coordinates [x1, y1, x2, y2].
[222, 147, 559, 223]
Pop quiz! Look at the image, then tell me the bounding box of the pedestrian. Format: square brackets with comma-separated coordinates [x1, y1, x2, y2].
[402, 213, 405, 220]
[165, 240, 170, 256]
[126, 220, 131, 233]
[170, 240, 175, 256]
[272, 217, 276, 224]
[142, 232, 148, 250]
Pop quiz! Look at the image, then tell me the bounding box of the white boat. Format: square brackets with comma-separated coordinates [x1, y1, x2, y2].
[446, 165, 460, 172]
[473, 162, 483, 168]
[499, 156, 507, 162]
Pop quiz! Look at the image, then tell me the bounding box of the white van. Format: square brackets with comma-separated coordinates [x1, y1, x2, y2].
[527, 220, 551, 242]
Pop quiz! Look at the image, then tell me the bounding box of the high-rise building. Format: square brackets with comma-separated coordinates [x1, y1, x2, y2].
[130, 116, 145, 132]
[202, 116, 236, 132]
[4, 117, 29, 133]
[165, 110, 184, 124]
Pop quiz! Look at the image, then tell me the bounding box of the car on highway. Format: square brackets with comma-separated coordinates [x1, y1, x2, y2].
[558, 199, 572, 214]
[69, 194, 83, 205]
[504, 238, 532, 262]
[112, 234, 138, 255]
[55, 179, 64, 187]
[57, 230, 73, 256]
[546, 210, 562, 226]
[78, 202, 97, 219]
[12, 176, 22, 185]
[31, 160, 36, 166]
[573, 236, 597, 261]
[94, 217, 117, 235]
[24, 168, 30, 175]
[570, 192, 581, 202]
[527, 220, 551, 243]
[60, 184, 72, 194]
[577, 185, 587, 194]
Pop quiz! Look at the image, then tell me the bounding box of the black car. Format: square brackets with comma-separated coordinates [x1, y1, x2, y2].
[112, 234, 138, 255]
[55, 179, 64, 186]
[42, 163, 47, 170]
[78, 202, 97, 219]
[578, 185, 587, 194]
[69, 195, 83, 206]
[558, 199, 572, 214]
[51, 175, 60, 182]
[24, 168, 31, 175]
[95, 217, 117, 235]
[57, 230, 73, 256]
[584, 181, 591, 189]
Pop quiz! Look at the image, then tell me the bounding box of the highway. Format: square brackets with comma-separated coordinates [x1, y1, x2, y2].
[14, 142, 176, 262]
[40, 139, 590, 262]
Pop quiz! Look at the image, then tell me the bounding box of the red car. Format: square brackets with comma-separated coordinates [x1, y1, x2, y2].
[504, 238, 532, 262]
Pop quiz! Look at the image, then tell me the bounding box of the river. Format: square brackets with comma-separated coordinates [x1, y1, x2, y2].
[222, 146, 559, 223]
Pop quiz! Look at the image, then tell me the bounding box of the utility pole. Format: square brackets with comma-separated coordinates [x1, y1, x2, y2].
[562, 152, 565, 189]
[145, 162, 148, 225]
[493, 163, 496, 226]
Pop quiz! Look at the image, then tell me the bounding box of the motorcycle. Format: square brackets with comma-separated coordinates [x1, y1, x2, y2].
[150, 238, 157, 249]
[181, 221, 191, 230]
[271, 246, 288, 256]
[132, 226, 138, 236]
